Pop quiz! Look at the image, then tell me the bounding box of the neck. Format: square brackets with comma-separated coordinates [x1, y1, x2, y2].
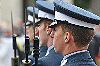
[63, 44, 88, 56]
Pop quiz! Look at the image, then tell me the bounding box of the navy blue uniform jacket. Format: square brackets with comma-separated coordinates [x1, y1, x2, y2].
[64, 51, 97, 66]
[28, 46, 48, 63]
[32, 48, 63, 66]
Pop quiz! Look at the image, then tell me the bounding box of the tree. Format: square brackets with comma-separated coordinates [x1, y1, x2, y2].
[74, 0, 91, 10]
[90, 0, 100, 16]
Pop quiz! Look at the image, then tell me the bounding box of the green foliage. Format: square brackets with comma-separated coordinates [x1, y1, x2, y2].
[74, 0, 91, 9]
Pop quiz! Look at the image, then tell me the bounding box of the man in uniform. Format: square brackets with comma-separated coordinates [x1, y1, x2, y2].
[24, 7, 48, 63]
[32, 1, 63, 66]
[88, 25, 100, 63]
[49, 0, 100, 66]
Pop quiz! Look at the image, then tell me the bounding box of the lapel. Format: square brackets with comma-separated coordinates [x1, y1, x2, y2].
[45, 47, 54, 56]
[45, 52, 50, 56]
[60, 59, 68, 66]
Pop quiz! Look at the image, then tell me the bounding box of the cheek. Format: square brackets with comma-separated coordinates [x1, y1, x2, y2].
[53, 33, 59, 47]
[26, 28, 29, 34]
[29, 28, 33, 36]
[53, 32, 65, 48]
[36, 27, 39, 36]
[39, 27, 45, 40]
[29, 32, 33, 40]
[39, 28, 43, 37]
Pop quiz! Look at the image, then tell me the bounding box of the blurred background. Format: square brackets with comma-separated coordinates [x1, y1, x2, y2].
[0, 0, 100, 66]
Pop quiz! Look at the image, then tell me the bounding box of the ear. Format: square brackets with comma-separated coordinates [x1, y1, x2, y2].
[64, 32, 71, 43]
[50, 30, 54, 38]
[46, 27, 52, 35]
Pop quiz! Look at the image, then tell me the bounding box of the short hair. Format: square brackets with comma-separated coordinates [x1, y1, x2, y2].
[60, 22, 94, 48]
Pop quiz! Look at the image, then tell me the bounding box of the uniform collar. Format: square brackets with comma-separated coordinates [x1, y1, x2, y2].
[61, 50, 87, 65]
[40, 46, 48, 52]
[45, 45, 54, 56]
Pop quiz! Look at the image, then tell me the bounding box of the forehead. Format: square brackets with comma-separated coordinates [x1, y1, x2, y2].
[54, 24, 62, 30]
[38, 19, 45, 24]
[54, 23, 64, 28]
